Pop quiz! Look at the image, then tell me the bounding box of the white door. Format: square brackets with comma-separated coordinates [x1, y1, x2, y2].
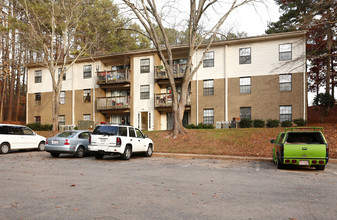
[135, 128, 147, 152]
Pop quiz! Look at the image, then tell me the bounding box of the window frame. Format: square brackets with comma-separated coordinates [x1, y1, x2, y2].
[203, 109, 214, 125]
[83, 65, 92, 79]
[83, 89, 91, 103]
[83, 114, 91, 121]
[140, 85, 150, 100]
[280, 105, 292, 122]
[60, 91, 65, 104]
[240, 107, 251, 120]
[58, 68, 66, 81]
[279, 74, 292, 91]
[34, 116, 41, 124]
[203, 79, 214, 96]
[240, 77, 251, 94]
[140, 58, 150, 73]
[58, 115, 65, 126]
[279, 43, 292, 61]
[35, 93, 41, 101]
[35, 70, 42, 83]
[203, 51, 214, 68]
[239, 47, 251, 64]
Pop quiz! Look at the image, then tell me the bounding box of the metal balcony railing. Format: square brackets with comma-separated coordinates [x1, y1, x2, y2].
[154, 92, 191, 107]
[97, 96, 130, 110]
[97, 69, 130, 84]
[154, 64, 187, 79]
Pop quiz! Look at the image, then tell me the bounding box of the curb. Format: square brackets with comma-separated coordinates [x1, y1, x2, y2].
[153, 152, 337, 163]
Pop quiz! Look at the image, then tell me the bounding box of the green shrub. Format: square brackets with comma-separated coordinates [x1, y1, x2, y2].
[26, 123, 52, 131]
[293, 118, 306, 126]
[281, 120, 292, 127]
[239, 118, 253, 128]
[185, 124, 197, 129]
[266, 119, 279, 128]
[185, 123, 214, 129]
[253, 119, 265, 128]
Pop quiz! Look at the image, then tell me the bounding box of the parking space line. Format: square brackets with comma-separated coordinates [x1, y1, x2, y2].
[332, 172, 337, 175]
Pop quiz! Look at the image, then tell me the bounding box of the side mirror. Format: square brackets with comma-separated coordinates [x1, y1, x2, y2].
[270, 139, 275, 144]
[144, 135, 148, 138]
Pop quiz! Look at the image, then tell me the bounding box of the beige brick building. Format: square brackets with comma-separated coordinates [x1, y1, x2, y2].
[26, 31, 307, 130]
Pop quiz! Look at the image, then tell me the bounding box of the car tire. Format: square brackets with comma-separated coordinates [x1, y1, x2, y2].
[121, 146, 132, 160]
[94, 153, 104, 159]
[50, 152, 60, 158]
[315, 165, 325, 170]
[276, 155, 284, 169]
[144, 145, 153, 157]
[74, 146, 85, 158]
[38, 142, 45, 151]
[0, 143, 10, 154]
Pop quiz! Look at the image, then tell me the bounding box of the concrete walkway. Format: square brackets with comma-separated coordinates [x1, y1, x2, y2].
[153, 152, 337, 163]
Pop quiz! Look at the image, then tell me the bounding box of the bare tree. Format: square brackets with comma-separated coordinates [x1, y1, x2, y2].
[19, 0, 94, 131]
[122, 0, 260, 138]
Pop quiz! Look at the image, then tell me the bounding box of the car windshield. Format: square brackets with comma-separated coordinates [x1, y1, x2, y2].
[93, 126, 119, 136]
[56, 131, 77, 138]
[285, 132, 325, 144]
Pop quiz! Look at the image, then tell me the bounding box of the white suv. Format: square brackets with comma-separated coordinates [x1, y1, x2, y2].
[88, 124, 153, 160]
[0, 124, 46, 154]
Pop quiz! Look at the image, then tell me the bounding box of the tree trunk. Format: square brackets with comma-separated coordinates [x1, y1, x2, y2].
[52, 87, 61, 131]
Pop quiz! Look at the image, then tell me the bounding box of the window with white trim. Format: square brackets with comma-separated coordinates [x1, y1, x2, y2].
[279, 43, 292, 61]
[83, 65, 92, 79]
[203, 80, 214, 96]
[239, 48, 251, 64]
[35, 70, 42, 83]
[58, 115, 65, 126]
[60, 91, 65, 104]
[203, 109, 214, 125]
[203, 51, 214, 67]
[279, 74, 292, 91]
[35, 93, 41, 101]
[58, 68, 66, 81]
[34, 116, 41, 124]
[140, 85, 150, 99]
[83, 114, 91, 121]
[280, 106, 292, 122]
[83, 89, 91, 103]
[240, 77, 251, 94]
[140, 59, 150, 73]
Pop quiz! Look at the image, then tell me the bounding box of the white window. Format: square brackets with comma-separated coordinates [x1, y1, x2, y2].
[239, 48, 251, 64]
[60, 91, 65, 104]
[240, 77, 251, 94]
[279, 74, 292, 91]
[58, 68, 66, 81]
[280, 106, 292, 122]
[203, 80, 214, 96]
[84, 89, 91, 103]
[203, 109, 214, 125]
[140, 59, 150, 73]
[83, 65, 92, 79]
[58, 115, 65, 126]
[83, 114, 91, 121]
[279, 43, 292, 61]
[35, 70, 42, 83]
[203, 51, 214, 67]
[140, 85, 150, 99]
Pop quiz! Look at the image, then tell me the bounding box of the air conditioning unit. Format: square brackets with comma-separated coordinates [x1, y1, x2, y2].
[216, 121, 229, 129]
[59, 125, 75, 131]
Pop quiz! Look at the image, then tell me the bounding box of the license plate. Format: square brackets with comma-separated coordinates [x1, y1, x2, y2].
[52, 140, 58, 144]
[100, 138, 107, 143]
[299, 160, 309, 165]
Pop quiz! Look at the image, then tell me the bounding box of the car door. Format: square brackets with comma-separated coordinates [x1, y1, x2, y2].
[22, 126, 38, 148]
[135, 128, 148, 152]
[128, 127, 140, 152]
[8, 126, 25, 149]
[77, 132, 91, 151]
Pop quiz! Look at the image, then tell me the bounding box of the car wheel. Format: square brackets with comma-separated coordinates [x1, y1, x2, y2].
[276, 155, 284, 169]
[0, 143, 10, 154]
[121, 146, 132, 160]
[94, 153, 104, 159]
[74, 146, 85, 158]
[38, 142, 45, 151]
[144, 145, 153, 157]
[315, 165, 325, 170]
[50, 152, 60, 158]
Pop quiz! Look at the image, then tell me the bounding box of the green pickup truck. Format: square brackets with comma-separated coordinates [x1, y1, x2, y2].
[271, 127, 329, 170]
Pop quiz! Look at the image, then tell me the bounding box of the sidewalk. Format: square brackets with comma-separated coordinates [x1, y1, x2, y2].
[153, 152, 337, 163]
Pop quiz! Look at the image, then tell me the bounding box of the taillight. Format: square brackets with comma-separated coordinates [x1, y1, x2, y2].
[319, 161, 324, 164]
[89, 136, 91, 144]
[64, 139, 70, 145]
[116, 137, 121, 146]
[291, 160, 297, 164]
[46, 138, 48, 145]
[285, 160, 290, 163]
[312, 160, 317, 164]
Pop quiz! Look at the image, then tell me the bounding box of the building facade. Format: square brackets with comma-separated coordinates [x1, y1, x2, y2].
[26, 31, 307, 130]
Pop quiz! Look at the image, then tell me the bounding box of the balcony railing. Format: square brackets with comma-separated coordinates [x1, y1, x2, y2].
[97, 69, 130, 84]
[97, 96, 130, 110]
[154, 64, 187, 79]
[155, 92, 191, 107]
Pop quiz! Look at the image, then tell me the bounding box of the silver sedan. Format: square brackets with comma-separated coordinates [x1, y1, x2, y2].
[45, 130, 92, 158]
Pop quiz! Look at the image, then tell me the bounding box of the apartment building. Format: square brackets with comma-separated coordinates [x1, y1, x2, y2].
[26, 31, 307, 130]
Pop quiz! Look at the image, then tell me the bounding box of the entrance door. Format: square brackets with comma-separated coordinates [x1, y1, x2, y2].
[141, 112, 148, 131]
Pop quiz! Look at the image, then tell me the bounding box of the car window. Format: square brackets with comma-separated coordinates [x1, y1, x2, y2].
[285, 132, 325, 144]
[92, 126, 118, 135]
[78, 132, 91, 139]
[129, 127, 136, 137]
[57, 131, 77, 138]
[135, 129, 144, 138]
[22, 127, 34, 135]
[277, 133, 285, 145]
[9, 126, 24, 135]
[0, 126, 9, 134]
[120, 127, 127, 137]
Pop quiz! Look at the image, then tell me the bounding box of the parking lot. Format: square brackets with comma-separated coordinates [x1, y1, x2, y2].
[1, 151, 337, 220]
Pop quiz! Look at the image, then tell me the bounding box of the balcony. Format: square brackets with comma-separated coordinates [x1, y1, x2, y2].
[97, 69, 130, 85]
[155, 92, 191, 108]
[97, 96, 130, 110]
[154, 64, 187, 80]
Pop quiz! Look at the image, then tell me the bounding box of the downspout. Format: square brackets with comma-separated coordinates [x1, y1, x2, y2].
[225, 45, 228, 122]
[72, 66, 75, 125]
[196, 51, 198, 125]
[26, 70, 29, 124]
[303, 36, 306, 120]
